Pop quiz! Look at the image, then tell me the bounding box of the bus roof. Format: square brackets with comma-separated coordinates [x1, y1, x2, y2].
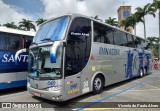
[0, 27, 35, 36]
[42, 13, 146, 41]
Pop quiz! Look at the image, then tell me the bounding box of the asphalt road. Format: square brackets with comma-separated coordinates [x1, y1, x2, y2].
[0, 70, 160, 111]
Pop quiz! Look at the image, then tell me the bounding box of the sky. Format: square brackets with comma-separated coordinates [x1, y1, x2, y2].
[0, 0, 158, 38]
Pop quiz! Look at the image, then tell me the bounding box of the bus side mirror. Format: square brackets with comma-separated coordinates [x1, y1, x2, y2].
[50, 46, 57, 63]
[50, 41, 64, 63]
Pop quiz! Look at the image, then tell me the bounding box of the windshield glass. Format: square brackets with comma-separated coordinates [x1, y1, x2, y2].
[28, 45, 63, 79]
[33, 16, 69, 43]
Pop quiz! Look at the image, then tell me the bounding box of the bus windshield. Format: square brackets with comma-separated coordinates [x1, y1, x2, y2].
[28, 45, 63, 79]
[33, 16, 70, 44]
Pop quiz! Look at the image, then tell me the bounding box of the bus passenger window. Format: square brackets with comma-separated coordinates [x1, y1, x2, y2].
[93, 22, 114, 44]
[114, 30, 127, 46]
[7, 34, 21, 51]
[24, 39, 32, 48]
[134, 37, 143, 48]
[0, 33, 7, 51]
[94, 22, 104, 42]
[105, 27, 114, 44]
[24, 36, 32, 49]
[126, 34, 134, 47]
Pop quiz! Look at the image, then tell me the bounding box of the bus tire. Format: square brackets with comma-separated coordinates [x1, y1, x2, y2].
[139, 68, 144, 78]
[93, 75, 103, 94]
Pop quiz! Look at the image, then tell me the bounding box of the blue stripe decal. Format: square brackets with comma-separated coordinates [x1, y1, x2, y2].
[77, 74, 159, 111]
[0, 80, 27, 90]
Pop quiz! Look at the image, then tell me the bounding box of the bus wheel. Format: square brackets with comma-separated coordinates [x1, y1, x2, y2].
[93, 75, 103, 94]
[139, 68, 144, 78]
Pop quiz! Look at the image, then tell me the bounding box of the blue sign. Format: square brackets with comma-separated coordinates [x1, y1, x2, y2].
[47, 81, 56, 86]
[70, 83, 78, 89]
[0, 51, 28, 73]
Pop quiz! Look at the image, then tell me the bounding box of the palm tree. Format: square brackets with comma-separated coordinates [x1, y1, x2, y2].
[19, 19, 36, 31]
[135, 3, 156, 40]
[152, 0, 160, 59]
[147, 37, 159, 49]
[147, 36, 159, 57]
[91, 15, 103, 22]
[127, 14, 139, 34]
[105, 17, 119, 27]
[3, 22, 18, 29]
[120, 13, 142, 34]
[36, 18, 47, 26]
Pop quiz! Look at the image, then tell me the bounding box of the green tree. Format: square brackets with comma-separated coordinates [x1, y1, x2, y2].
[36, 18, 47, 26]
[105, 17, 119, 27]
[147, 37, 159, 57]
[91, 15, 103, 22]
[135, 3, 156, 40]
[19, 19, 36, 31]
[151, 0, 160, 59]
[3, 22, 18, 29]
[147, 37, 159, 47]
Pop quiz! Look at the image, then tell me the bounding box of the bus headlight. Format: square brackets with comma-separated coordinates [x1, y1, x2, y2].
[48, 86, 62, 91]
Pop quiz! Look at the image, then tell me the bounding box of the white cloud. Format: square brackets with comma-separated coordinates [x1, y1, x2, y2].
[41, 0, 159, 38]
[0, 0, 158, 38]
[42, 0, 121, 20]
[0, 0, 33, 25]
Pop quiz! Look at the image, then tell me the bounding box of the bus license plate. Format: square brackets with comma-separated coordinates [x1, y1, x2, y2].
[34, 92, 41, 97]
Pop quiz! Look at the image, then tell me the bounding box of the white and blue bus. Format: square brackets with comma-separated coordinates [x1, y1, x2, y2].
[0, 27, 35, 89]
[27, 14, 152, 101]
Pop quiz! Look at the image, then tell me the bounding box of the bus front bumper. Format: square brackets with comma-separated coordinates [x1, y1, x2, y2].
[27, 85, 65, 102]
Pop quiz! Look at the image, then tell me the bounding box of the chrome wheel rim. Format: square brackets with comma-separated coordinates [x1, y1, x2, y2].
[94, 77, 102, 90]
[140, 69, 143, 77]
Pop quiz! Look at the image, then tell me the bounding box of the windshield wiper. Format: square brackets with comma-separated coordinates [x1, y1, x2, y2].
[40, 38, 53, 42]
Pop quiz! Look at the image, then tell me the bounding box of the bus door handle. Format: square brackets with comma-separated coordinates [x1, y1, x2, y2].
[77, 76, 81, 78]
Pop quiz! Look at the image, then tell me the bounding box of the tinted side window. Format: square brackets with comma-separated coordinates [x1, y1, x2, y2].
[0, 33, 7, 51]
[126, 34, 134, 47]
[105, 26, 114, 44]
[94, 22, 105, 43]
[94, 22, 114, 44]
[114, 30, 127, 46]
[7, 34, 21, 51]
[134, 36, 144, 48]
[23, 36, 33, 49]
[65, 17, 91, 77]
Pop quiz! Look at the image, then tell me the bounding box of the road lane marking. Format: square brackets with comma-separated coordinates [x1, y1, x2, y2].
[143, 84, 160, 89]
[0, 91, 30, 101]
[81, 108, 121, 110]
[74, 73, 160, 111]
